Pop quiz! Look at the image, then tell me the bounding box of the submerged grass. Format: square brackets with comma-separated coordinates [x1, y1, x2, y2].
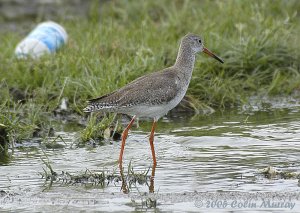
[40, 157, 152, 192]
[0, 0, 299, 142]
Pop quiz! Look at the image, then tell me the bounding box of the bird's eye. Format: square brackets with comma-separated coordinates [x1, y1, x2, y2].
[198, 39, 202, 44]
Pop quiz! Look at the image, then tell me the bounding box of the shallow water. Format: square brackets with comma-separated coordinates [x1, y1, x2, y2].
[1, 100, 300, 212]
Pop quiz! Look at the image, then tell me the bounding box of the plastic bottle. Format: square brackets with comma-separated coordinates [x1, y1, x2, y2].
[15, 21, 68, 58]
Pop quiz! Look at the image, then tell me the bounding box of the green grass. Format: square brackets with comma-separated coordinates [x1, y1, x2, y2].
[0, 0, 299, 142]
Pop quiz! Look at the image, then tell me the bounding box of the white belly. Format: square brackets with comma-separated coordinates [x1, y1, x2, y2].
[124, 84, 189, 120]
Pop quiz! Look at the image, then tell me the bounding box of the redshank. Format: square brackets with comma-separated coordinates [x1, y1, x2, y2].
[83, 33, 223, 167]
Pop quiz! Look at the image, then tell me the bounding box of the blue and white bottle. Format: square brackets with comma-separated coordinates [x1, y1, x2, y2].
[15, 21, 68, 58]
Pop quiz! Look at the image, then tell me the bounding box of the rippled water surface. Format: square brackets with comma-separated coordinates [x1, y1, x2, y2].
[1, 101, 300, 212]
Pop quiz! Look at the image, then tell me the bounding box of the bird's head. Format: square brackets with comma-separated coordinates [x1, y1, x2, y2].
[182, 33, 224, 63]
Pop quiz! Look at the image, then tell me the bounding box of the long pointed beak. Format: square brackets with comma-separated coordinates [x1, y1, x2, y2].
[203, 47, 224, 63]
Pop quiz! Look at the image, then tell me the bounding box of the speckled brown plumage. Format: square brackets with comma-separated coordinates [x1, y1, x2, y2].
[84, 33, 223, 120]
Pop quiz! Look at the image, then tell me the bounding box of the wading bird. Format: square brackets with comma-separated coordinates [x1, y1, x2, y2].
[83, 33, 223, 168]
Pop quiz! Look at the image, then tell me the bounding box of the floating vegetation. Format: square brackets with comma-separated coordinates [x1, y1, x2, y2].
[258, 166, 300, 180]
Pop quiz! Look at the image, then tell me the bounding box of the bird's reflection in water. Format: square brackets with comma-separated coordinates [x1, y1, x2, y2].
[149, 164, 156, 193]
[119, 164, 156, 194]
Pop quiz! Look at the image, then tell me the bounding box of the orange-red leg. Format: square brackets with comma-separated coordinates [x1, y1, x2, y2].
[119, 116, 135, 168]
[149, 120, 157, 166]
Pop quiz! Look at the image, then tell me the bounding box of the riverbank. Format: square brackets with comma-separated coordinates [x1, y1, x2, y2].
[0, 0, 299, 144]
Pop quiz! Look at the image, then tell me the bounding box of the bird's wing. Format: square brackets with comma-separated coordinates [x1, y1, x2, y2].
[118, 69, 180, 107]
[84, 68, 180, 111]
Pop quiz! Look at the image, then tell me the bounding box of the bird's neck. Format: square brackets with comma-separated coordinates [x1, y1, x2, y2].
[174, 43, 196, 83]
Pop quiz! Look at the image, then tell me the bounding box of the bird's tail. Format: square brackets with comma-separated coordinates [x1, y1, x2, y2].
[83, 93, 117, 113]
[83, 104, 98, 112]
